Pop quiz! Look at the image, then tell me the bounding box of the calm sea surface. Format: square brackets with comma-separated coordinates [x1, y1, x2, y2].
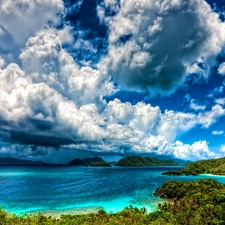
[0, 166, 224, 215]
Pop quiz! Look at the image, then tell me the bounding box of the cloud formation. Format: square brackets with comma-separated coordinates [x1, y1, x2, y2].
[0, 0, 64, 63]
[0, 0, 224, 162]
[212, 130, 224, 135]
[218, 62, 225, 75]
[99, 0, 225, 95]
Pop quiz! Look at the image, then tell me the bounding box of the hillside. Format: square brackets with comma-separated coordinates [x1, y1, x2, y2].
[91, 161, 111, 167]
[68, 157, 111, 167]
[163, 157, 225, 175]
[132, 153, 192, 165]
[115, 156, 179, 166]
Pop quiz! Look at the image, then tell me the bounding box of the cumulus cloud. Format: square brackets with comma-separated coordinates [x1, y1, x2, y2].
[218, 62, 225, 75]
[212, 130, 224, 135]
[172, 140, 216, 160]
[197, 104, 225, 128]
[0, 0, 64, 63]
[56, 98, 225, 160]
[220, 145, 225, 153]
[184, 94, 206, 111]
[19, 31, 113, 105]
[190, 100, 206, 111]
[207, 86, 224, 98]
[215, 98, 225, 105]
[99, 0, 225, 95]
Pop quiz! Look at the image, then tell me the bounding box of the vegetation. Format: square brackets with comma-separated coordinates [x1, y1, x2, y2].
[163, 157, 225, 175]
[1, 179, 225, 224]
[68, 157, 111, 167]
[67, 156, 179, 167]
[91, 161, 111, 167]
[152, 179, 225, 225]
[115, 156, 179, 166]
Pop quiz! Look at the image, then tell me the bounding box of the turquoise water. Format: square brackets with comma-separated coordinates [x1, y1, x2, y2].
[0, 166, 224, 215]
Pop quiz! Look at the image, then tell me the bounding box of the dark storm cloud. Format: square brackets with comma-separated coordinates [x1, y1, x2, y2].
[0, 118, 73, 147]
[101, 0, 225, 95]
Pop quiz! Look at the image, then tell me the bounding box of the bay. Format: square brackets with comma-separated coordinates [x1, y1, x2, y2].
[0, 166, 223, 215]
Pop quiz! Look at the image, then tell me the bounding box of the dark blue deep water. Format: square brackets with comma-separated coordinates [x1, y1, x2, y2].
[0, 166, 224, 215]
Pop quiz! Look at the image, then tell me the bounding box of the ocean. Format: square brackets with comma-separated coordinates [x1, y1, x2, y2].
[0, 166, 224, 215]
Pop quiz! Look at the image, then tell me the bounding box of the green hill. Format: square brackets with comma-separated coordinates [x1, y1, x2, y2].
[115, 156, 179, 166]
[68, 157, 111, 167]
[91, 161, 111, 167]
[163, 157, 225, 175]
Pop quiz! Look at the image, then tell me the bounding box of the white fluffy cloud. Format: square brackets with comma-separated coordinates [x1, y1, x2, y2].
[215, 98, 225, 105]
[0, 0, 65, 63]
[190, 102, 206, 112]
[197, 104, 225, 128]
[172, 140, 216, 160]
[212, 130, 224, 135]
[99, 0, 225, 95]
[218, 62, 225, 75]
[19, 31, 113, 105]
[189, 98, 206, 111]
[220, 145, 225, 153]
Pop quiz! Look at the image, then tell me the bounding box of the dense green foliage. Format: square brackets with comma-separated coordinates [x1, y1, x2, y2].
[68, 157, 111, 167]
[152, 179, 225, 224]
[163, 157, 225, 175]
[91, 161, 111, 167]
[3, 179, 225, 224]
[115, 156, 179, 166]
[0, 207, 149, 225]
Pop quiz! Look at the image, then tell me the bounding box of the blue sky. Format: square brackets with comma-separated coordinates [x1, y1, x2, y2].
[0, 0, 225, 163]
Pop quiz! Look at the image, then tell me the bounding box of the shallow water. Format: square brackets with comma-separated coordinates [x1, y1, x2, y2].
[0, 166, 223, 215]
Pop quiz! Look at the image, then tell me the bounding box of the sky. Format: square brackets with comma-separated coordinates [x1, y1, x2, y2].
[0, 0, 225, 163]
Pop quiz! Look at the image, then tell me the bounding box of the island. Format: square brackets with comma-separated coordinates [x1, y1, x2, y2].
[0, 157, 47, 165]
[115, 156, 179, 166]
[68, 157, 111, 167]
[162, 156, 225, 176]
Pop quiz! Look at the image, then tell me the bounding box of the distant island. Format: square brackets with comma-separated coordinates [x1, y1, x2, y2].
[0, 155, 182, 167]
[0, 157, 66, 166]
[67, 156, 180, 167]
[162, 157, 225, 176]
[0, 157, 47, 165]
[115, 156, 179, 166]
[68, 157, 111, 167]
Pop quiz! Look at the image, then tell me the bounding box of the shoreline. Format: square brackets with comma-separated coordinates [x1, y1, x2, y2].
[31, 207, 103, 219]
[5, 199, 166, 218]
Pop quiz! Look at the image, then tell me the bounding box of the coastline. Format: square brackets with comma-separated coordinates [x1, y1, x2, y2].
[31, 207, 103, 219]
[6, 198, 166, 218]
